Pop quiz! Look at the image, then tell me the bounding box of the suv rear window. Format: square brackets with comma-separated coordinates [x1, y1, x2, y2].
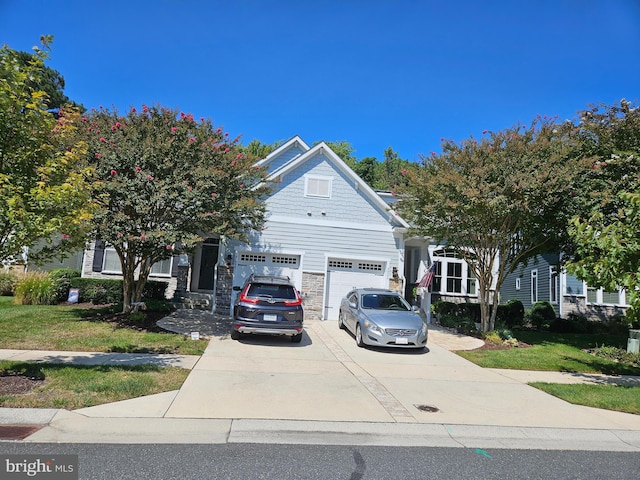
[247, 284, 297, 300]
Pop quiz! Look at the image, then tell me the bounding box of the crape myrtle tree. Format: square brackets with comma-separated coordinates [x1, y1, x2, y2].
[0, 36, 94, 265]
[83, 105, 269, 313]
[395, 117, 589, 331]
[566, 100, 640, 325]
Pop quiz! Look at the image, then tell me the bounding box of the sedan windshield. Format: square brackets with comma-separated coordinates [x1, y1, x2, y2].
[361, 294, 410, 311]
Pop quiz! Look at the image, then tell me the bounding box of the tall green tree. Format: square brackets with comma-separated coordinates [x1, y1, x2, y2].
[0, 36, 94, 265]
[241, 139, 280, 160]
[566, 100, 640, 324]
[82, 105, 269, 313]
[396, 118, 588, 331]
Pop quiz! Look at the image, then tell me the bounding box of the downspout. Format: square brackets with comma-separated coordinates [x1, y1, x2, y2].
[211, 262, 219, 314]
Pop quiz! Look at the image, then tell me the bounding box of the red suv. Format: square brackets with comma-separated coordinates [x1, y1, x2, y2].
[231, 275, 304, 343]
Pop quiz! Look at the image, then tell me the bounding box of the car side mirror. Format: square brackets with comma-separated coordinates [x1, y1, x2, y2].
[349, 301, 357, 309]
[412, 305, 419, 312]
[232, 286, 242, 291]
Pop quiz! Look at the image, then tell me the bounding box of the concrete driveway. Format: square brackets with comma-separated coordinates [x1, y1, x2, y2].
[153, 318, 640, 430]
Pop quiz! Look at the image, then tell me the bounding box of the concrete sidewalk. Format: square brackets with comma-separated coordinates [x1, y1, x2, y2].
[1, 315, 640, 450]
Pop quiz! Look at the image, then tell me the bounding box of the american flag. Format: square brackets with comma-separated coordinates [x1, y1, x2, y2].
[418, 262, 437, 289]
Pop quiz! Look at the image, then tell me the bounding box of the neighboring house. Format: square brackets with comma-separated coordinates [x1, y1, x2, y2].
[500, 253, 629, 321]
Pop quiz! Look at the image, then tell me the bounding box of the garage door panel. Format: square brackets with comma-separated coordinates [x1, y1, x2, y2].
[324, 259, 386, 320]
[231, 253, 302, 308]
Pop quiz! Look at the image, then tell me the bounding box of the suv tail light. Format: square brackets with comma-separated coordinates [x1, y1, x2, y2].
[238, 285, 259, 304]
[283, 290, 303, 307]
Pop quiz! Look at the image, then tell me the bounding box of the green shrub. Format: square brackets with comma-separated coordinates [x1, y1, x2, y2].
[0, 271, 18, 296]
[141, 280, 168, 301]
[438, 312, 479, 335]
[14, 272, 57, 305]
[69, 278, 123, 304]
[607, 313, 633, 336]
[497, 299, 525, 328]
[433, 301, 461, 317]
[66, 278, 168, 304]
[49, 268, 81, 302]
[458, 302, 481, 323]
[527, 301, 557, 330]
[143, 299, 174, 312]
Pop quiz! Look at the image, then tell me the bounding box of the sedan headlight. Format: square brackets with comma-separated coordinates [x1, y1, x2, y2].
[363, 320, 382, 333]
[420, 322, 428, 334]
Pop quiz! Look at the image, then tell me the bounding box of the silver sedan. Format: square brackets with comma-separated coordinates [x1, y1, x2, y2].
[338, 288, 428, 349]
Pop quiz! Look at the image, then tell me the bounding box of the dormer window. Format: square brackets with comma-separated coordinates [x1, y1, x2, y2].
[305, 175, 332, 198]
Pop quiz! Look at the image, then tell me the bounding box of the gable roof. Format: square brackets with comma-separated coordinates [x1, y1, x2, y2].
[259, 137, 409, 229]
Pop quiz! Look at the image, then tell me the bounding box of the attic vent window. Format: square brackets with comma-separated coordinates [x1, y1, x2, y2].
[305, 175, 332, 198]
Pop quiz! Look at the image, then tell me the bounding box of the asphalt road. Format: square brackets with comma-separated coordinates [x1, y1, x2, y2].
[1, 443, 638, 480]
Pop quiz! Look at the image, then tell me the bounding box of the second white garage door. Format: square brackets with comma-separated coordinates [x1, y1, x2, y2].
[324, 258, 387, 320]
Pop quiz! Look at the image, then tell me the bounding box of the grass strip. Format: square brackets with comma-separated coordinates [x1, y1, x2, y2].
[0, 360, 189, 409]
[530, 382, 640, 415]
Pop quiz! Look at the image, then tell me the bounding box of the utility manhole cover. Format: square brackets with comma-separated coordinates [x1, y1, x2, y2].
[415, 404, 439, 413]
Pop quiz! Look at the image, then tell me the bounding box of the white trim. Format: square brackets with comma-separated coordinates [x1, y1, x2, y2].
[549, 266, 559, 305]
[531, 269, 538, 304]
[265, 215, 394, 232]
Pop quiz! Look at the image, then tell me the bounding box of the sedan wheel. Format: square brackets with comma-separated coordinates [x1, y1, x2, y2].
[355, 323, 365, 348]
[338, 311, 345, 330]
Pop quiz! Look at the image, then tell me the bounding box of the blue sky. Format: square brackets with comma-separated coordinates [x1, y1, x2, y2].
[1, 0, 639, 161]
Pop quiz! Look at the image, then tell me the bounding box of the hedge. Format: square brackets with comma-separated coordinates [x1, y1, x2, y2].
[68, 278, 168, 304]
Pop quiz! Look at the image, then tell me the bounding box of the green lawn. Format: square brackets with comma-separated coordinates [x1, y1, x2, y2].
[457, 329, 640, 416]
[457, 330, 640, 376]
[531, 383, 640, 415]
[0, 296, 207, 355]
[0, 360, 189, 409]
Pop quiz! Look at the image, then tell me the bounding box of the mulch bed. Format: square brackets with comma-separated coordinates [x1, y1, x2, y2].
[0, 373, 44, 395]
[474, 340, 531, 351]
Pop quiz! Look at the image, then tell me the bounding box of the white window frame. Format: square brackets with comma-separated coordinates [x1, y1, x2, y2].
[531, 269, 538, 304]
[150, 257, 173, 277]
[549, 266, 559, 304]
[102, 247, 122, 274]
[304, 175, 332, 198]
[430, 249, 477, 297]
[586, 285, 627, 306]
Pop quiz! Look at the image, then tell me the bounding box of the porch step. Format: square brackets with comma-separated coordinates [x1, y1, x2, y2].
[173, 292, 214, 310]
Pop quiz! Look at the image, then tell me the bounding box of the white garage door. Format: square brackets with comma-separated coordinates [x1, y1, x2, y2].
[231, 252, 302, 309]
[324, 259, 387, 320]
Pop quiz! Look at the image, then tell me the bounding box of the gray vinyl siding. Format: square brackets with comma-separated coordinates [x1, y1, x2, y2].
[267, 152, 390, 224]
[239, 220, 399, 273]
[500, 254, 560, 313]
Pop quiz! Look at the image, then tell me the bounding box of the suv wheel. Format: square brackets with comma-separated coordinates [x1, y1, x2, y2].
[291, 332, 303, 343]
[230, 329, 241, 340]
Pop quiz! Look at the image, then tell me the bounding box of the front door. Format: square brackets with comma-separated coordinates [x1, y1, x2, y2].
[197, 239, 219, 291]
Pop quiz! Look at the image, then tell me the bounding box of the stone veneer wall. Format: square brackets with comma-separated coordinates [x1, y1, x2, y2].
[301, 272, 325, 321]
[562, 295, 627, 322]
[215, 265, 234, 314]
